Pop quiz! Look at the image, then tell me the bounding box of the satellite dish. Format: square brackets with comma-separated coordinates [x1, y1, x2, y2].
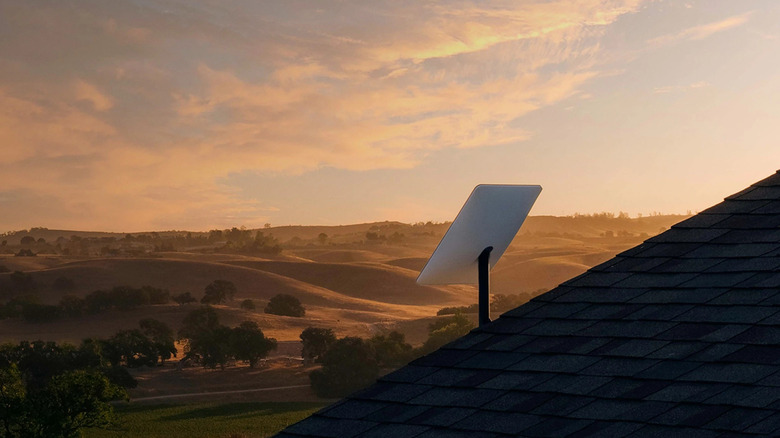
[417, 184, 542, 325]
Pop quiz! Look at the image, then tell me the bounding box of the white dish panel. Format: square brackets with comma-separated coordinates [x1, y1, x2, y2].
[417, 185, 542, 285]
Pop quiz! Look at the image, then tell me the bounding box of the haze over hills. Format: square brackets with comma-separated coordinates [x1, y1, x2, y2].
[0, 214, 687, 345]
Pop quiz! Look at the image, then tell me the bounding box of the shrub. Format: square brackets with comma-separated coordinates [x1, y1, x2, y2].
[240, 299, 256, 311]
[264, 294, 305, 317]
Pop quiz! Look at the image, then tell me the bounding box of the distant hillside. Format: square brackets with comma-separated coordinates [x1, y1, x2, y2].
[0, 213, 691, 344]
[1, 214, 688, 246]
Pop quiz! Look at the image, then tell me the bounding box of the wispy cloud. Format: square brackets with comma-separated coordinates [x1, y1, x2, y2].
[648, 12, 753, 47]
[653, 81, 711, 94]
[74, 80, 114, 111]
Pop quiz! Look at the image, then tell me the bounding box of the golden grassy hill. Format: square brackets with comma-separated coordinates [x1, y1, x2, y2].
[0, 214, 688, 345]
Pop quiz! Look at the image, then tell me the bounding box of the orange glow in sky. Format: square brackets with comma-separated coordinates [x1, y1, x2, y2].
[1, 1, 779, 231]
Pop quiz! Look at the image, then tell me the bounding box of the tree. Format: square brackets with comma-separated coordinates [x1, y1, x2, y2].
[178, 306, 231, 369]
[419, 313, 475, 354]
[0, 364, 25, 437]
[369, 331, 413, 368]
[101, 330, 157, 368]
[172, 292, 196, 306]
[20, 236, 35, 246]
[240, 299, 256, 310]
[26, 370, 125, 438]
[229, 321, 277, 368]
[309, 337, 378, 398]
[208, 229, 223, 241]
[491, 293, 531, 315]
[300, 328, 336, 365]
[264, 294, 305, 317]
[317, 233, 328, 245]
[0, 341, 127, 438]
[139, 319, 177, 365]
[179, 306, 221, 339]
[201, 280, 236, 304]
[193, 325, 233, 370]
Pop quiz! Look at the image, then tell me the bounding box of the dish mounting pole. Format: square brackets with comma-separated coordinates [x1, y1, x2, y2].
[478, 246, 493, 327]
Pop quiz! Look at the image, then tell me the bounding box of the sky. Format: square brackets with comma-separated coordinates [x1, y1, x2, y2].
[1, 0, 780, 232]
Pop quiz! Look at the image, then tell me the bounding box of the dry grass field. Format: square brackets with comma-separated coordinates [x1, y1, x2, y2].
[0, 215, 687, 402]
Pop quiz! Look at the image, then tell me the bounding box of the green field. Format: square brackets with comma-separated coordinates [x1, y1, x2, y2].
[83, 402, 328, 438]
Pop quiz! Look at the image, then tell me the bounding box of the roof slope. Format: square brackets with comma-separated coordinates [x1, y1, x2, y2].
[279, 170, 780, 438]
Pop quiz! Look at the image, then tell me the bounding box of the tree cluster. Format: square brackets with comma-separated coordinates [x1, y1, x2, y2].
[79, 285, 171, 313]
[0, 227, 284, 257]
[209, 228, 282, 255]
[303, 328, 413, 398]
[436, 303, 479, 316]
[0, 339, 134, 438]
[302, 312, 478, 398]
[100, 319, 178, 368]
[0, 320, 176, 436]
[0, 285, 171, 322]
[178, 306, 277, 369]
[172, 291, 197, 306]
[0, 278, 248, 323]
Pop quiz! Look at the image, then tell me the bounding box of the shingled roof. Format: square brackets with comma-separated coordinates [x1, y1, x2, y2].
[279, 170, 780, 438]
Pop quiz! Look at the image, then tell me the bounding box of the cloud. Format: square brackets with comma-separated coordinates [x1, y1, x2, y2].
[648, 12, 753, 47]
[74, 80, 114, 111]
[0, 0, 648, 230]
[652, 81, 711, 94]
